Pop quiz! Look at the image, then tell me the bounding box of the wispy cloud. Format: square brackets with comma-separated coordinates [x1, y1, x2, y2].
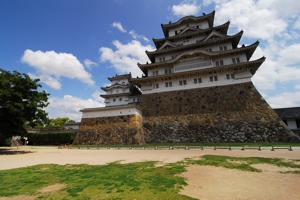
[112, 22, 126, 33]
[84, 59, 98, 70]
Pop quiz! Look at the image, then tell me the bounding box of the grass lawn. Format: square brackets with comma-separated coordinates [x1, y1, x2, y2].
[0, 155, 299, 199]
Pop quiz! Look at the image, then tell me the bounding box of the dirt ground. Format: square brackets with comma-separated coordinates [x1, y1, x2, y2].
[0, 146, 299, 200]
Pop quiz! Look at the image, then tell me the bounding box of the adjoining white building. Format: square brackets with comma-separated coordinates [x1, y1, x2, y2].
[80, 73, 142, 119]
[274, 107, 300, 137]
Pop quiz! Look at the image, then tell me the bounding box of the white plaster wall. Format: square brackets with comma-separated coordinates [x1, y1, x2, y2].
[212, 54, 247, 66]
[82, 107, 142, 118]
[108, 87, 130, 94]
[287, 119, 298, 129]
[111, 78, 129, 85]
[105, 96, 130, 106]
[141, 72, 251, 94]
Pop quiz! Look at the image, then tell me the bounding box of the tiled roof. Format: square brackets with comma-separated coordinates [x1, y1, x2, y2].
[274, 107, 300, 119]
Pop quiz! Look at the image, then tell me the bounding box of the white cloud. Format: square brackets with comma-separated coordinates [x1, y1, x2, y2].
[112, 22, 126, 33]
[208, 0, 288, 40]
[129, 30, 149, 42]
[278, 43, 300, 65]
[46, 91, 105, 121]
[99, 40, 155, 77]
[21, 49, 95, 90]
[84, 59, 98, 69]
[28, 73, 62, 90]
[266, 90, 300, 108]
[172, 1, 201, 16]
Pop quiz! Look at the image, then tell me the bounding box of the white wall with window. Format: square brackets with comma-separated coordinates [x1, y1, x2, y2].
[143, 71, 251, 94]
[82, 106, 142, 118]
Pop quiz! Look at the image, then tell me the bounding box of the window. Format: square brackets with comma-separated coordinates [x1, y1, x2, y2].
[179, 80, 187, 86]
[226, 74, 235, 79]
[296, 119, 300, 128]
[232, 57, 240, 64]
[152, 83, 159, 89]
[119, 98, 122, 101]
[165, 68, 172, 74]
[113, 98, 116, 102]
[159, 57, 165, 62]
[215, 60, 224, 67]
[210, 76, 218, 82]
[165, 82, 172, 87]
[152, 70, 158, 76]
[219, 46, 227, 51]
[207, 48, 212, 52]
[194, 78, 202, 84]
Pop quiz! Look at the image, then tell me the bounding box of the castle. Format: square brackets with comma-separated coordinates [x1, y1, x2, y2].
[74, 11, 293, 144]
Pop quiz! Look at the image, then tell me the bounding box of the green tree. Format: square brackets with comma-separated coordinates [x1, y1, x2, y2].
[0, 69, 49, 142]
[46, 117, 75, 129]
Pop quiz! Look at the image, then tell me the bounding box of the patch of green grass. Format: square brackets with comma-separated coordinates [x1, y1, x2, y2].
[0, 161, 194, 199]
[1, 155, 299, 199]
[187, 155, 300, 172]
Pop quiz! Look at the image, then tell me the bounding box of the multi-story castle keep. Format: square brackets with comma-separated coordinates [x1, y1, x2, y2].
[74, 11, 294, 144]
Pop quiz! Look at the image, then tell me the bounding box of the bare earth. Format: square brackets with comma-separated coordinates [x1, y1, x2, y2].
[1, 146, 300, 200]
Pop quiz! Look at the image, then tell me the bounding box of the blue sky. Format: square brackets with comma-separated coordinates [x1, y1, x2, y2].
[1, 0, 300, 121]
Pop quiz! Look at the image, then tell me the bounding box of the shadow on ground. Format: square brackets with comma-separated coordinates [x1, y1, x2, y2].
[0, 148, 34, 155]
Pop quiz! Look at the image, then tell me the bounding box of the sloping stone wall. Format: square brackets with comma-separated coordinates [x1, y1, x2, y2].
[74, 114, 144, 144]
[139, 82, 294, 143]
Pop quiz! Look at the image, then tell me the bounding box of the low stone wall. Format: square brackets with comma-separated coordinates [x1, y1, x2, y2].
[139, 82, 294, 143]
[74, 114, 144, 144]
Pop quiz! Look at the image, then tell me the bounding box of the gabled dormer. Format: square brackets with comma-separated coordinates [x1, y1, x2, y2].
[203, 30, 225, 42]
[161, 11, 215, 37]
[158, 41, 177, 51]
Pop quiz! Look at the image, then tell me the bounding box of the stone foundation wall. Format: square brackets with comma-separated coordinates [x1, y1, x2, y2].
[139, 82, 294, 143]
[74, 114, 144, 144]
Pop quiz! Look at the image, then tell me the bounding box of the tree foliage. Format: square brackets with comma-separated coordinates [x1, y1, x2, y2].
[0, 69, 49, 139]
[46, 117, 75, 128]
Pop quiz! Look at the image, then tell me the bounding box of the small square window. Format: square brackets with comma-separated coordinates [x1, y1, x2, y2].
[209, 76, 213, 82]
[198, 78, 202, 83]
[226, 74, 230, 79]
